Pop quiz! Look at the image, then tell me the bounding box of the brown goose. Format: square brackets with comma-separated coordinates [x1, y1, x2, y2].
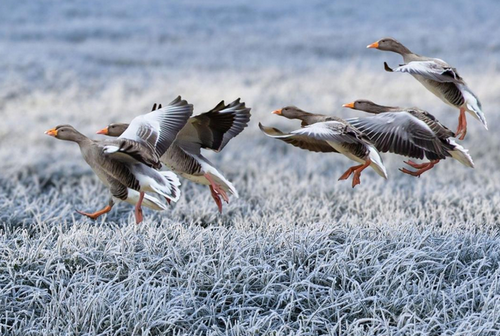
[259, 106, 387, 188]
[343, 100, 474, 176]
[367, 37, 486, 140]
[45, 96, 193, 223]
[97, 99, 251, 213]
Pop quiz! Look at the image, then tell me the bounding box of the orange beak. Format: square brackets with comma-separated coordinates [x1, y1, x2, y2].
[45, 128, 58, 137]
[272, 109, 282, 115]
[96, 127, 109, 135]
[342, 102, 355, 109]
[366, 41, 379, 49]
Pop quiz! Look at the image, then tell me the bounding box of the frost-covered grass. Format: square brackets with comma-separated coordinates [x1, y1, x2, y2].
[1, 0, 500, 335]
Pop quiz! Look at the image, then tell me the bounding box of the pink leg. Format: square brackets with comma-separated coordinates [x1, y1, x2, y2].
[209, 184, 223, 213]
[204, 174, 229, 205]
[399, 160, 440, 177]
[456, 108, 467, 140]
[404, 160, 433, 169]
[135, 191, 145, 224]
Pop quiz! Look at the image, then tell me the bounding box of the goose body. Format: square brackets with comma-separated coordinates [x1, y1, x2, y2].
[79, 138, 174, 211]
[343, 99, 474, 176]
[46, 96, 192, 223]
[368, 37, 486, 139]
[259, 106, 387, 188]
[98, 99, 251, 213]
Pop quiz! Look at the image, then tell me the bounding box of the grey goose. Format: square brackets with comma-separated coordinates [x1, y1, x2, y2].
[343, 100, 474, 176]
[97, 99, 251, 213]
[259, 106, 387, 188]
[367, 37, 486, 140]
[45, 96, 193, 223]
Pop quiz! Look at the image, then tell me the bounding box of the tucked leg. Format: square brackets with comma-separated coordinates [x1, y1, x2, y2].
[204, 173, 229, 213]
[209, 185, 223, 213]
[404, 160, 433, 169]
[134, 191, 145, 224]
[338, 164, 363, 181]
[399, 160, 440, 177]
[351, 159, 371, 188]
[77, 199, 114, 220]
[456, 108, 467, 140]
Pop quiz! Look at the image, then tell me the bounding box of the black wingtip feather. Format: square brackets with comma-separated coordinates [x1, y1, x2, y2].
[384, 62, 394, 72]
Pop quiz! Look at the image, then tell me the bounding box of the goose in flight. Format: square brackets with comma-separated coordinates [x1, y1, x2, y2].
[45, 96, 193, 223]
[259, 106, 387, 188]
[343, 100, 474, 176]
[97, 99, 251, 213]
[367, 37, 486, 140]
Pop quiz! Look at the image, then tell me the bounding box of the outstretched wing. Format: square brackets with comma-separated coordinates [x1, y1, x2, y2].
[258, 122, 337, 153]
[346, 112, 449, 159]
[291, 121, 370, 159]
[120, 96, 193, 156]
[177, 99, 251, 153]
[385, 60, 464, 83]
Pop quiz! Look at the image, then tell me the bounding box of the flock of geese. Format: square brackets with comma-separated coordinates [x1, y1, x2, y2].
[45, 38, 486, 223]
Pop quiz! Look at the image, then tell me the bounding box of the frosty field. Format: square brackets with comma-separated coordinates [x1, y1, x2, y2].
[1, 1, 500, 335]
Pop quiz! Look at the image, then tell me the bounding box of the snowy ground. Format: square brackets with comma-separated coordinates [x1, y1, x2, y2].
[1, 1, 500, 335]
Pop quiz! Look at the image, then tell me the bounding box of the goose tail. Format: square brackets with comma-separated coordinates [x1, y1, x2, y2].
[448, 139, 474, 168]
[124, 189, 168, 211]
[459, 84, 488, 130]
[152, 171, 182, 202]
[367, 145, 388, 179]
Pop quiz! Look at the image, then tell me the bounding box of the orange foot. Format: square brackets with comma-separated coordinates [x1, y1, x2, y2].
[76, 204, 113, 220]
[339, 159, 371, 188]
[338, 164, 363, 181]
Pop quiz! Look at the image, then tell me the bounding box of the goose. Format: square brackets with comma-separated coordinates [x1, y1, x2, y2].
[367, 37, 486, 140]
[45, 96, 193, 223]
[343, 100, 474, 176]
[259, 106, 387, 188]
[97, 99, 251, 213]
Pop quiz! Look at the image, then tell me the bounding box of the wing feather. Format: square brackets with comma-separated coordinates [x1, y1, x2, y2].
[346, 112, 449, 159]
[179, 99, 251, 153]
[386, 60, 464, 84]
[258, 123, 337, 153]
[108, 96, 193, 167]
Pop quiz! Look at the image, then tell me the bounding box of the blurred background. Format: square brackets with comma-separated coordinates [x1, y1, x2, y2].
[0, 0, 499, 229]
[1, 1, 500, 333]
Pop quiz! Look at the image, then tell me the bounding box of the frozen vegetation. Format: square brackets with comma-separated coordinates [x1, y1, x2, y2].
[0, 0, 499, 334]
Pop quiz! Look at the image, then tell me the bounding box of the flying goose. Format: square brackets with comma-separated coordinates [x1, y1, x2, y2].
[97, 99, 251, 213]
[45, 96, 193, 223]
[343, 100, 474, 176]
[367, 37, 486, 140]
[259, 106, 387, 188]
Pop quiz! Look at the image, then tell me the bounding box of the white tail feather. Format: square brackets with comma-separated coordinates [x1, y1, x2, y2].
[448, 139, 474, 168]
[155, 171, 181, 202]
[459, 84, 488, 130]
[130, 165, 181, 202]
[367, 146, 388, 179]
[201, 161, 239, 198]
[124, 189, 168, 211]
